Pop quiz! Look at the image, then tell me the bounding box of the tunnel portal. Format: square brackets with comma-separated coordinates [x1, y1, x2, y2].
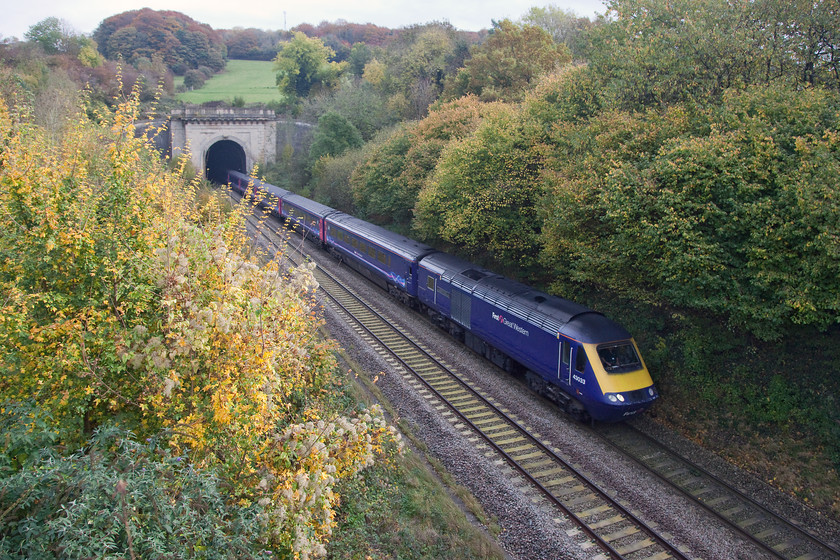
[205, 139, 246, 184]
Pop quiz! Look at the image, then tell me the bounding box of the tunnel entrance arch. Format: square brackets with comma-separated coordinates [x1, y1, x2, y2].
[169, 107, 278, 183]
[205, 139, 246, 183]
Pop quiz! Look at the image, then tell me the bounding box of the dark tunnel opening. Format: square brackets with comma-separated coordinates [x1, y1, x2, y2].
[205, 140, 246, 184]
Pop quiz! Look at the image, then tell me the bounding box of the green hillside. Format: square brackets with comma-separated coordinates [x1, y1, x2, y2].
[175, 59, 283, 104]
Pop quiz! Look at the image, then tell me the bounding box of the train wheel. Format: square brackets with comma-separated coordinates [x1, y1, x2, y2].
[526, 372, 546, 396]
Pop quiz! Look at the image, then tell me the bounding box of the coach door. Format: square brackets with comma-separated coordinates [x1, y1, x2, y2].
[557, 339, 572, 386]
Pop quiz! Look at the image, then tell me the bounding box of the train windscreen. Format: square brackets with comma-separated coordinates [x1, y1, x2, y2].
[597, 343, 642, 373]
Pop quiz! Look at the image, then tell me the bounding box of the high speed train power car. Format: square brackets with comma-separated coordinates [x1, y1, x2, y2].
[227, 170, 658, 422]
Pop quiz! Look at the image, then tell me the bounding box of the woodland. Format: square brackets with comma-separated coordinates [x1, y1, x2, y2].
[1, 0, 839, 557]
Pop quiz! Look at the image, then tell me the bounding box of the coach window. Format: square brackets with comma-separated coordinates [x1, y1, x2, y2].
[427, 276, 436, 291]
[575, 346, 586, 373]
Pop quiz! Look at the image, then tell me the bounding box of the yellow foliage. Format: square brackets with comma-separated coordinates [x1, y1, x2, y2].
[0, 82, 401, 558]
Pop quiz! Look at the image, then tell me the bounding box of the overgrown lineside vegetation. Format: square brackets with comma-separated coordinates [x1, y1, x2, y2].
[0, 88, 403, 558]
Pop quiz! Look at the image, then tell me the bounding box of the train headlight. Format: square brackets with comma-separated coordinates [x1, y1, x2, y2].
[606, 393, 625, 403]
[648, 387, 657, 397]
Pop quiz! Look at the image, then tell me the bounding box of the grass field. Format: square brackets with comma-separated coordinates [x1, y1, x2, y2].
[175, 59, 283, 104]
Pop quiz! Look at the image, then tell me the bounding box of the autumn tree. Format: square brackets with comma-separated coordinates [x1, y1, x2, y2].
[93, 9, 226, 74]
[378, 23, 471, 118]
[443, 20, 570, 102]
[587, 0, 840, 111]
[351, 96, 496, 227]
[520, 5, 594, 60]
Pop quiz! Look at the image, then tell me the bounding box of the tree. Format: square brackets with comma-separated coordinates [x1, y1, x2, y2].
[25, 17, 70, 54]
[309, 111, 363, 163]
[348, 42, 373, 76]
[535, 84, 840, 339]
[274, 32, 347, 102]
[378, 23, 470, 118]
[413, 104, 544, 273]
[520, 5, 594, 60]
[93, 9, 226, 75]
[443, 20, 571, 102]
[351, 96, 496, 227]
[586, 0, 840, 111]
[0, 83, 400, 558]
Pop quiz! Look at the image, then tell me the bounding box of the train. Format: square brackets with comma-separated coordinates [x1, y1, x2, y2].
[227, 170, 658, 422]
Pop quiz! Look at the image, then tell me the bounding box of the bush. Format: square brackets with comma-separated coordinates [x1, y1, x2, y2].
[183, 69, 206, 90]
[0, 423, 268, 559]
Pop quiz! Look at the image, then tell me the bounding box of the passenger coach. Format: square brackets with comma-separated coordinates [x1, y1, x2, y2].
[223, 169, 659, 422]
[325, 213, 435, 303]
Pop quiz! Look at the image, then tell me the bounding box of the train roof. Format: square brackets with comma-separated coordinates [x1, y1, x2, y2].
[263, 182, 290, 200]
[419, 252, 500, 286]
[420, 252, 630, 342]
[327, 213, 436, 262]
[474, 276, 632, 344]
[228, 171, 290, 199]
[281, 193, 337, 218]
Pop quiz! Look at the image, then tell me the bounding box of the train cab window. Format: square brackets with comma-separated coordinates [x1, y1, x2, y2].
[597, 343, 641, 373]
[575, 347, 586, 373]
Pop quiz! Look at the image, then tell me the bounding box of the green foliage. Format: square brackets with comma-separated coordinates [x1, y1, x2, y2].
[25, 17, 68, 55]
[302, 80, 395, 141]
[309, 111, 364, 163]
[538, 84, 840, 339]
[274, 32, 347, 106]
[443, 20, 571, 103]
[350, 125, 414, 224]
[0, 424, 267, 559]
[347, 43, 373, 76]
[589, 0, 840, 111]
[183, 68, 206, 89]
[310, 145, 369, 212]
[0, 80, 402, 558]
[415, 104, 544, 273]
[351, 96, 496, 227]
[378, 23, 470, 118]
[520, 5, 594, 60]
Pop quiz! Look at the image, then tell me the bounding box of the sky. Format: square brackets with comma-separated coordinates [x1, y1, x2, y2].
[2, 0, 609, 41]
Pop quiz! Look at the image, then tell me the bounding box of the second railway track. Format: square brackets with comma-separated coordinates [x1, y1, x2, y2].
[243, 207, 840, 560]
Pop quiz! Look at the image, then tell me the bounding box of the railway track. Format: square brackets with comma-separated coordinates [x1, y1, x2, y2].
[241, 208, 839, 560]
[596, 423, 840, 560]
[243, 216, 690, 560]
[314, 259, 691, 560]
